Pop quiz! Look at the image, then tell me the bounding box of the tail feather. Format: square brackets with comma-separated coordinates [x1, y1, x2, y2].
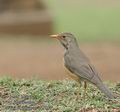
[96, 82, 115, 99]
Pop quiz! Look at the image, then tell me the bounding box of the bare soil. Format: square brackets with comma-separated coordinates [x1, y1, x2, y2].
[0, 38, 119, 82]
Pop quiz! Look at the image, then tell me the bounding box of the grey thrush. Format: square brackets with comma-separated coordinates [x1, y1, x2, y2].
[50, 32, 115, 99]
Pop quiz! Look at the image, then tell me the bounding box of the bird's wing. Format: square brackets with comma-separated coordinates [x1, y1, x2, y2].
[66, 61, 97, 81]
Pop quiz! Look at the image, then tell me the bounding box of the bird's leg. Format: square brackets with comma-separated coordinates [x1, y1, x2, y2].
[76, 80, 82, 99]
[82, 81, 87, 111]
[76, 83, 80, 99]
[83, 81, 87, 100]
[78, 81, 82, 95]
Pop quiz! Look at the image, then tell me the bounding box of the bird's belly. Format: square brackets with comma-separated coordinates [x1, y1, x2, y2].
[64, 66, 80, 82]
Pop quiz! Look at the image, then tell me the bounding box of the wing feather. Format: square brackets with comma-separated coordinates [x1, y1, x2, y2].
[65, 61, 97, 81]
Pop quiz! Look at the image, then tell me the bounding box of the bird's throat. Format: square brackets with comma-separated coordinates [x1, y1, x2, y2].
[67, 41, 79, 53]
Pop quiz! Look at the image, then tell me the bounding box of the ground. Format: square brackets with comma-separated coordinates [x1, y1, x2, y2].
[0, 77, 120, 112]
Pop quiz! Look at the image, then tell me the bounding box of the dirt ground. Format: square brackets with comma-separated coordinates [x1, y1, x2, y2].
[0, 38, 119, 82]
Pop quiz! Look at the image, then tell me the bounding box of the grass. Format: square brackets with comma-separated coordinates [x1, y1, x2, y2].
[0, 77, 120, 112]
[44, 0, 120, 41]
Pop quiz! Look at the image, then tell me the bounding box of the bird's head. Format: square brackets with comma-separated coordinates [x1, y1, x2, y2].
[50, 32, 77, 49]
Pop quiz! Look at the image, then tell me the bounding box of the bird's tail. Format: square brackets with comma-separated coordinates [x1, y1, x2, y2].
[96, 81, 115, 99]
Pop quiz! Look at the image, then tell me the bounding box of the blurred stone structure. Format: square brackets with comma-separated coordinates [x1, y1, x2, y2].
[0, 0, 53, 35]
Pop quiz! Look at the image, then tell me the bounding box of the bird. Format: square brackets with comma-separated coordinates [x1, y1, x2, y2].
[50, 32, 115, 99]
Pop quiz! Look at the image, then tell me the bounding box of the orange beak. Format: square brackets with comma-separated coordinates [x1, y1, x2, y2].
[50, 34, 59, 39]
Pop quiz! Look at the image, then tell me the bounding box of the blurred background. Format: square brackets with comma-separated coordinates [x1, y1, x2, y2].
[0, 0, 120, 82]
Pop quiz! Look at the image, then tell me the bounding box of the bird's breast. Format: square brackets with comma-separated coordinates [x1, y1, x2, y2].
[64, 66, 80, 82]
[63, 58, 80, 82]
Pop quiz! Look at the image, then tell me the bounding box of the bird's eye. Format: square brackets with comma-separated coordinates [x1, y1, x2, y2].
[62, 36, 66, 38]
